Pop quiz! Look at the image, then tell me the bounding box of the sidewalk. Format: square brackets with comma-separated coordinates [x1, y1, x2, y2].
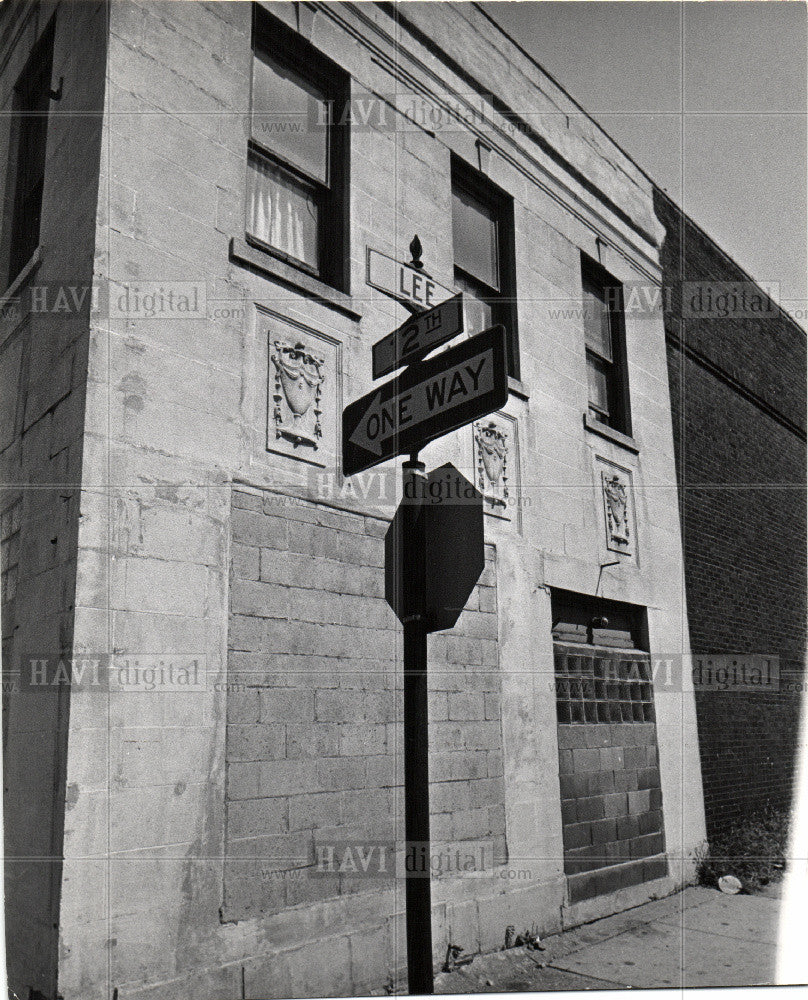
[433, 884, 786, 992]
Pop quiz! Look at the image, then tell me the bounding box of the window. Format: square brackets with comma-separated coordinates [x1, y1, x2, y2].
[3, 19, 54, 289]
[582, 256, 630, 435]
[551, 588, 647, 650]
[247, 9, 348, 289]
[451, 159, 518, 377]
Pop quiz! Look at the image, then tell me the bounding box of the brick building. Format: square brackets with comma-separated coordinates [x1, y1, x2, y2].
[656, 189, 807, 836]
[0, 2, 738, 997]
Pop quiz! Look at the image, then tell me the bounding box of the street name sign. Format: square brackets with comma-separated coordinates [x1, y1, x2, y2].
[366, 247, 454, 312]
[372, 293, 464, 379]
[342, 325, 508, 478]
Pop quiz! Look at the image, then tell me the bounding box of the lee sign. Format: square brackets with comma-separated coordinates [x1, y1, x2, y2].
[366, 247, 454, 312]
[342, 325, 508, 477]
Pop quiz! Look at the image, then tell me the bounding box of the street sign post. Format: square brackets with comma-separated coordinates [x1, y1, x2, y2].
[395, 459, 431, 997]
[366, 246, 454, 313]
[342, 325, 508, 478]
[384, 463, 486, 997]
[372, 293, 464, 379]
[342, 268, 507, 996]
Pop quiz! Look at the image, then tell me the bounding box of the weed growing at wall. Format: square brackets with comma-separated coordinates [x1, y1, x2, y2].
[696, 807, 789, 892]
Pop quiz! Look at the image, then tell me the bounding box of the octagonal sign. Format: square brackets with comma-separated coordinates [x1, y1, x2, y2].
[385, 463, 484, 633]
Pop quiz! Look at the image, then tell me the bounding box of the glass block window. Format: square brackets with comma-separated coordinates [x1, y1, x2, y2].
[551, 589, 654, 724]
[554, 649, 655, 725]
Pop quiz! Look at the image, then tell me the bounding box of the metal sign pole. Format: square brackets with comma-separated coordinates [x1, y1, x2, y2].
[400, 456, 434, 995]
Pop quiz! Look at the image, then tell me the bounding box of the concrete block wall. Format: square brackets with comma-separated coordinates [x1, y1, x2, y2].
[553, 642, 666, 903]
[557, 723, 665, 897]
[656, 189, 807, 835]
[57, 3, 250, 996]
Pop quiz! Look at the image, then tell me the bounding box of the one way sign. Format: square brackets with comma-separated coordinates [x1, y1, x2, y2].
[342, 325, 508, 477]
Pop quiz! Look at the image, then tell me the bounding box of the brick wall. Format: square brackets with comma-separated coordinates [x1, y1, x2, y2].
[225, 487, 505, 922]
[656, 188, 807, 835]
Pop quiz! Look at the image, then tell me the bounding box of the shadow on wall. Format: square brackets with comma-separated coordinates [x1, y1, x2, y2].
[1, 4, 109, 999]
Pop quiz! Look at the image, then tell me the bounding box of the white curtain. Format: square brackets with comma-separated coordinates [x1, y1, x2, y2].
[247, 156, 319, 269]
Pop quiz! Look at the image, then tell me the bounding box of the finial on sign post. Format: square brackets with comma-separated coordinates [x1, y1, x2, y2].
[409, 235, 424, 271]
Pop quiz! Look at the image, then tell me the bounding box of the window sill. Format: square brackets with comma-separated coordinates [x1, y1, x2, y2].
[508, 376, 529, 401]
[583, 412, 639, 453]
[230, 237, 361, 321]
[0, 246, 42, 310]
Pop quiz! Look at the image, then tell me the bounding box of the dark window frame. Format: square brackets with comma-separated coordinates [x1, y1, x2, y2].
[551, 587, 649, 651]
[3, 18, 55, 290]
[451, 156, 519, 379]
[581, 254, 631, 436]
[247, 7, 349, 292]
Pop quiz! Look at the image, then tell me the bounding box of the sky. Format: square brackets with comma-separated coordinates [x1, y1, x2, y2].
[479, 1, 807, 323]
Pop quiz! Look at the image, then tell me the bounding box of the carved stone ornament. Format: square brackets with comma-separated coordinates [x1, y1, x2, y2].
[602, 472, 630, 547]
[475, 420, 509, 508]
[271, 339, 325, 449]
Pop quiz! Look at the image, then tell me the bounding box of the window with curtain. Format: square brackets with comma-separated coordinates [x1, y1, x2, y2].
[582, 257, 631, 435]
[451, 159, 519, 378]
[247, 11, 348, 289]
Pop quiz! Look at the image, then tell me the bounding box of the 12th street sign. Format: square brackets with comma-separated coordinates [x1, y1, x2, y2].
[372, 293, 464, 380]
[342, 325, 508, 477]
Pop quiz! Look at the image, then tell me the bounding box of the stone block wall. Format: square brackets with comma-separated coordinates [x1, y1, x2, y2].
[0, 0, 710, 992]
[225, 487, 505, 927]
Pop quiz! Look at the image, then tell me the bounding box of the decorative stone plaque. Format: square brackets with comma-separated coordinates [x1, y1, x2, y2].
[600, 466, 634, 556]
[270, 339, 325, 450]
[472, 413, 519, 525]
[263, 316, 340, 470]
